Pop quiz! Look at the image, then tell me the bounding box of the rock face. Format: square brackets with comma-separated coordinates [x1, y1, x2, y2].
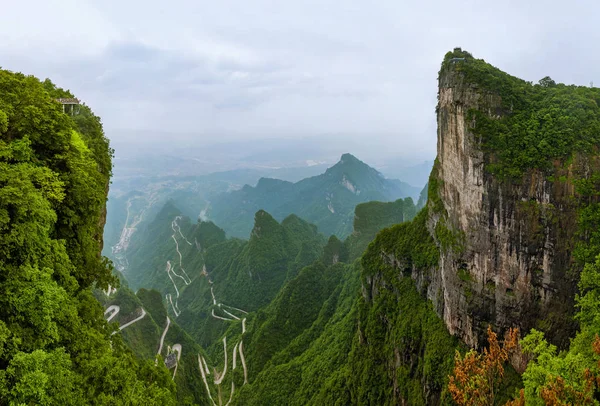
[420, 57, 581, 348]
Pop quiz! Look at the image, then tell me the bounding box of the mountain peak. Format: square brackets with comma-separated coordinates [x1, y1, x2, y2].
[250, 210, 281, 239]
[339, 153, 361, 164]
[326, 153, 380, 181]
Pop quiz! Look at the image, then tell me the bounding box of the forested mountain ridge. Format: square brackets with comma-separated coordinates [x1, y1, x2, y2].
[0, 69, 176, 403]
[102, 160, 347, 261]
[208, 153, 420, 239]
[104, 188, 419, 404]
[123, 201, 328, 345]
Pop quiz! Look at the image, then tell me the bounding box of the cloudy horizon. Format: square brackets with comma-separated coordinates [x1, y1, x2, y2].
[2, 0, 599, 163]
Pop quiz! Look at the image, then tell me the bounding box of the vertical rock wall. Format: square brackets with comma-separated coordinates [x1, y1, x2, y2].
[423, 64, 580, 348]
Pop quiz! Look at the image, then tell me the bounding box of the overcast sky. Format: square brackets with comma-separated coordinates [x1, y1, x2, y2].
[2, 0, 599, 162]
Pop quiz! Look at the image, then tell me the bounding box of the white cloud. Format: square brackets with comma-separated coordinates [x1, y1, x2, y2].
[1, 0, 599, 162]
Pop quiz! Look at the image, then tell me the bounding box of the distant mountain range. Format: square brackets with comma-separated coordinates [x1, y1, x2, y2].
[208, 153, 420, 238]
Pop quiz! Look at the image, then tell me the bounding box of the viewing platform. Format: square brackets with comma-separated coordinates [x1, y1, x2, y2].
[55, 97, 80, 114]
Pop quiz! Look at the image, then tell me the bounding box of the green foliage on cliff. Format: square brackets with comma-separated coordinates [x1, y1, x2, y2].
[345, 197, 417, 260]
[230, 206, 448, 405]
[232, 260, 360, 406]
[361, 207, 439, 278]
[350, 276, 458, 405]
[348, 208, 455, 404]
[0, 69, 176, 404]
[116, 178, 427, 404]
[516, 252, 600, 404]
[443, 48, 600, 180]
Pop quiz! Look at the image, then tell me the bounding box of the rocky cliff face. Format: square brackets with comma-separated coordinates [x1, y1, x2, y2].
[420, 54, 583, 348]
[355, 49, 600, 403]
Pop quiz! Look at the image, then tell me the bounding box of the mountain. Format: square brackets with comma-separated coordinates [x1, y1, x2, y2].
[121, 201, 326, 344]
[192, 49, 600, 405]
[106, 188, 419, 404]
[0, 70, 176, 404]
[208, 153, 420, 239]
[102, 161, 331, 260]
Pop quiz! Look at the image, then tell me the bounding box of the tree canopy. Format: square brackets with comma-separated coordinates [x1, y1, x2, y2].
[0, 69, 176, 405]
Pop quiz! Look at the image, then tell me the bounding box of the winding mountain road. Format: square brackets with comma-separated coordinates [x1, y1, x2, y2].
[213, 337, 228, 385]
[171, 344, 182, 379]
[113, 308, 146, 335]
[225, 381, 235, 406]
[171, 217, 192, 284]
[238, 339, 248, 384]
[104, 305, 120, 322]
[159, 215, 253, 402]
[166, 293, 180, 317]
[105, 306, 146, 335]
[198, 354, 217, 406]
[157, 316, 171, 358]
[164, 216, 198, 319]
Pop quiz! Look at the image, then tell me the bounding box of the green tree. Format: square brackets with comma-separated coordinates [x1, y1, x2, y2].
[0, 68, 176, 404]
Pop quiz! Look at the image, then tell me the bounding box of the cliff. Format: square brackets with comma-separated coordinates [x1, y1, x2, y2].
[421, 48, 600, 348]
[353, 48, 600, 403]
[363, 47, 600, 353]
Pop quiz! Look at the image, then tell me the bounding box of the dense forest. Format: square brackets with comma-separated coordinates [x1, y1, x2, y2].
[0, 69, 176, 404]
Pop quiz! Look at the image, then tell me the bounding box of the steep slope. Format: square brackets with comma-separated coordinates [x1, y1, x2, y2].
[109, 187, 420, 404]
[120, 200, 326, 344]
[208, 153, 420, 238]
[350, 48, 600, 403]
[416, 182, 428, 209]
[106, 49, 600, 405]
[0, 70, 175, 404]
[421, 48, 600, 348]
[227, 198, 421, 404]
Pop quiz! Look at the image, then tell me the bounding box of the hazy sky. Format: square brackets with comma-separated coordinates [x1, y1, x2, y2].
[2, 1, 599, 161]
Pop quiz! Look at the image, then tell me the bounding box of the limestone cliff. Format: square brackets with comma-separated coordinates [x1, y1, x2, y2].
[418, 49, 600, 348]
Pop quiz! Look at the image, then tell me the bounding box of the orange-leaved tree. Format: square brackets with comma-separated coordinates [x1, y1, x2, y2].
[448, 326, 519, 406]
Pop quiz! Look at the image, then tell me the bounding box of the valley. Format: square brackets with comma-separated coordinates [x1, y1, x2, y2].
[102, 157, 420, 404]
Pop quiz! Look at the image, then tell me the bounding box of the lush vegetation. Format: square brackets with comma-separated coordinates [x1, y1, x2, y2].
[438, 49, 600, 405]
[442, 48, 600, 180]
[345, 197, 417, 260]
[449, 251, 600, 405]
[103, 176, 427, 404]
[0, 69, 176, 404]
